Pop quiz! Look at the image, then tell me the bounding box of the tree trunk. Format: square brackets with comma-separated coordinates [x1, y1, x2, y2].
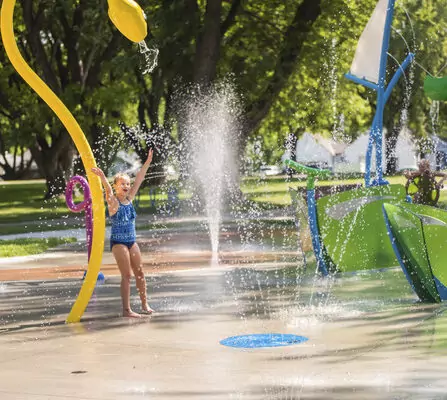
[30, 146, 67, 198]
[90, 121, 108, 172]
[29, 128, 71, 198]
[138, 125, 166, 187]
[285, 133, 298, 177]
[0, 146, 35, 180]
[60, 142, 76, 182]
[243, 0, 322, 137]
[193, 0, 223, 86]
[42, 160, 66, 199]
[0, 164, 19, 180]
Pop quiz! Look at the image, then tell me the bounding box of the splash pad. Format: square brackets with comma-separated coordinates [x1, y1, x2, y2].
[2, 0, 447, 397]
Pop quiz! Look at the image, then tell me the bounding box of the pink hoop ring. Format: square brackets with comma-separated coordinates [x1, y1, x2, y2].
[65, 176, 93, 260]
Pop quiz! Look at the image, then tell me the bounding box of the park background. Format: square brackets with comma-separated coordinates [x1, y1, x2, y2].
[1, 0, 447, 256]
[3, 1, 447, 398]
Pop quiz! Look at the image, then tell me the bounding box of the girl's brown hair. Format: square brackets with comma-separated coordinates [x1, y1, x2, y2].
[113, 173, 131, 186]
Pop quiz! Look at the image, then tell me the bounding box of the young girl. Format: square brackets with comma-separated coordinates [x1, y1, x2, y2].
[92, 149, 154, 318]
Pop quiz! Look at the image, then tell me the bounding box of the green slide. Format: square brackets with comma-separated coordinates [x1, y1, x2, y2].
[383, 202, 447, 302]
[316, 184, 406, 272]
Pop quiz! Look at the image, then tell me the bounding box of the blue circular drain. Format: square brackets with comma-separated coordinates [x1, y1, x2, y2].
[220, 333, 308, 349]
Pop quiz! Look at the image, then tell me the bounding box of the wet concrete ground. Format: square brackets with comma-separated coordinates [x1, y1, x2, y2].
[1, 223, 447, 399]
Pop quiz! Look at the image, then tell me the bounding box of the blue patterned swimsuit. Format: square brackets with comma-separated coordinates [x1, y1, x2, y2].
[110, 201, 137, 250]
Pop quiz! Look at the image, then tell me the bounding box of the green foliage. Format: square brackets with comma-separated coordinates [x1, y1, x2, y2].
[245, 0, 447, 164]
[384, 0, 447, 144]
[247, 0, 377, 163]
[3, 0, 447, 173]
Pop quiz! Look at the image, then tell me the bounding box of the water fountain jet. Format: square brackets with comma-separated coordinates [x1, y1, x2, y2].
[181, 83, 239, 263]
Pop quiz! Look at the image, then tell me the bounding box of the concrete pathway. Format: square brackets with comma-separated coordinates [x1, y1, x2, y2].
[2, 218, 445, 398]
[0, 209, 294, 241]
[1, 264, 446, 399]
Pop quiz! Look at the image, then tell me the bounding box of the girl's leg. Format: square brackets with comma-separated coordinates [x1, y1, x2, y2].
[129, 243, 153, 313]
[112, 244, 141, 318]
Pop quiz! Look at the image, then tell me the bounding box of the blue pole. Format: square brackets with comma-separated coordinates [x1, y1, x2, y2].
[307, 189, 329, 276]
[359, 0, 414, 187]
[384, 52, 415, 103]
[345, 73, 379, 91]
[378, 0, 397, 86]
[366, 0, 395, 186]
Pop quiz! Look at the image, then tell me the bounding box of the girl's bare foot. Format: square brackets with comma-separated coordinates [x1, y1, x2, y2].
[141, 304, 154, 314]
[123, 309, 141, 318]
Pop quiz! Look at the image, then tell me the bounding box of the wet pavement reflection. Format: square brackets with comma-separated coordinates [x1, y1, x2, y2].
[1, 222, 447, 399]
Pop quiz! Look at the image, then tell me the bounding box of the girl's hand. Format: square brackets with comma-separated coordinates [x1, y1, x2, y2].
[145, 148, 153, 165]
[91, 167, 105, 178]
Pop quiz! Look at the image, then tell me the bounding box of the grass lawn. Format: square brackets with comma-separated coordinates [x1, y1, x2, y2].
[0, 180, 191, 234]
[0, 237, 77, 258]
[0, 180, 73, 223]
[242, 175, 408, 206]
[0, 180, 187, 224]
[0, 174, 445, 235]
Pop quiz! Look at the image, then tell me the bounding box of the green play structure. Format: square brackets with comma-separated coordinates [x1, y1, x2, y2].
[286, 0, 447, 303]
[317, 184, 406, 272]
[383, 203, 447, 302]
[285, 160, 408, 275]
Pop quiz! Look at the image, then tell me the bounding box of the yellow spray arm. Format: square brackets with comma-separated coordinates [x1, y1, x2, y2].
[108, 0, 147, 43]
[0, 0, 147, 323]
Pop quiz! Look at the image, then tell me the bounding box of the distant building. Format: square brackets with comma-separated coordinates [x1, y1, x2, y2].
[284, 130, 420, 174]
[108, 150, 142, 177]
[291, 132, 347, 171]
[342, 130, 418, 173]
[395, 131, 419, 171]
[427, 136, 447, 171]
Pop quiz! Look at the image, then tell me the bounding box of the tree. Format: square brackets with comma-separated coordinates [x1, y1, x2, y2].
[0, 56, 37, 180]
[4, 0, 447, 193]
[383, 0, 447, 173]
[1, 0, 139, 197]
[115, 0, 327, 180]
[244, 0, 375, 163]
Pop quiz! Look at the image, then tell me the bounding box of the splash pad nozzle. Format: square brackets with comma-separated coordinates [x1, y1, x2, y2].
[284, 160, 331, 190]
[107, 0, 147, 43]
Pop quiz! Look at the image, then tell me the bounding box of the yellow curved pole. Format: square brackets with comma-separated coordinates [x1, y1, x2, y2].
[108, 0, 147, 43]
[0, 0, 147, 323]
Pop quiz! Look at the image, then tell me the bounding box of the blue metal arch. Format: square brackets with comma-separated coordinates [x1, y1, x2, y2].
[346, 0, 414, 187]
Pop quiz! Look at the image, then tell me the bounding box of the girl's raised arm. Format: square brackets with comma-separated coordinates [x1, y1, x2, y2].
[91, 167, 119, 213]
[128, 149, 153, 201]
